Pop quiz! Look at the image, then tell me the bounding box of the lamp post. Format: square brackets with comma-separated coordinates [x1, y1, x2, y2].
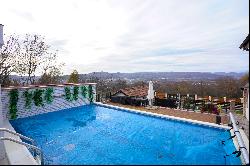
[0, 23, 5, 161]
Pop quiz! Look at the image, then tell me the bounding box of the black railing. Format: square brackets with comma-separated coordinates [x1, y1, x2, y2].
[110, 96, 148, 106]
[154, 98, 178, 108]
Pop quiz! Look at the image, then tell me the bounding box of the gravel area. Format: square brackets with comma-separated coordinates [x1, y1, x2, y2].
[106, 102, 229, 125]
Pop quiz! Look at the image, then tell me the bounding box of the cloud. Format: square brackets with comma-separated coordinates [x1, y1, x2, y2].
[10, 9, 35, 22]
[0, 0, 249, 74]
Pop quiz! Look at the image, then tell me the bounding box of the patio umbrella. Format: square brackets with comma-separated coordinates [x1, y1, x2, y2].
[147, 81, 155, 106]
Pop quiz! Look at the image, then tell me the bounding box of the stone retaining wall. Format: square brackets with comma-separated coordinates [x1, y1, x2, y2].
[0, 83, 96, 120]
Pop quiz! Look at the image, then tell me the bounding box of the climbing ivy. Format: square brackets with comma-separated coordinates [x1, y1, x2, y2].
[33, 89, 44, 107]
[64, 86, 73, 101]
[44, 88, 54, 104]
[88, 85, 94, 103]
[73, 86, 79, 101]
[23, 90, 33, 109]
[80, 86, 87, 98]
[9, 89, 19, 119]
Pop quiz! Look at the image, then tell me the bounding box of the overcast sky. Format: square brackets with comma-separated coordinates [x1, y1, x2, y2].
[0, 0, 249, 74]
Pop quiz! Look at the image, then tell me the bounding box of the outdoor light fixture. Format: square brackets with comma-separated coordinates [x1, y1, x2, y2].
[0, 24, 4, 48]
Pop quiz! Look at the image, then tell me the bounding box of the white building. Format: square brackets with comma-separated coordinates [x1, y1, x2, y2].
[240, 34, 249, 121]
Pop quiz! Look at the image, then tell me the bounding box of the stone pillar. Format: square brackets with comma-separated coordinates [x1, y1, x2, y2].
[223, 97, 227, 102]
[230, 101, 235, 111]
[177, 93, 181, 109]
[92, 84, 96, 102]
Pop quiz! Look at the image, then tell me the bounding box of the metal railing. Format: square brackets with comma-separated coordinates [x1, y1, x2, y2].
[229, 112, 249, 165]
[0, 128, 36, 146]
[0, 128, 44, 165]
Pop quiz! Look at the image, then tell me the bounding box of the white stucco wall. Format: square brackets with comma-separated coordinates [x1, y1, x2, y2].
[242, 88, 249, 121]
[0, 84, 6, 161]
[247, 92, 249, 121]
[113, 92, 126, 97]
[0, 83, 96, 120]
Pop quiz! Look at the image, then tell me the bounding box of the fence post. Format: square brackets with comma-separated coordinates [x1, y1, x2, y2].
[165, 93, 168, 99]
[177, 93, 180, 109]
[223, 97, 227, 102]
[230, 100, 235, 111]
[195, 94, 198, 100]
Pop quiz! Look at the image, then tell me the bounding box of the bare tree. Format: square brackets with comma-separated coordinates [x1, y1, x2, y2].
[239, 72, 249, 86]
[0, 35, 20, 86]
[38, 64, 64, 84]
[15, 34, 58, 85]
[216, 76, 241, 98]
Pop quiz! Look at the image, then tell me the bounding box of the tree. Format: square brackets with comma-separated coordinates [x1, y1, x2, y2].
[215, 76, 241, 98]
[0, 35, 20, 86]
[239, 72, 249, 86]
[67, 70, 79, 83]
[38, 65, 64, 84]
[15, 34, 59, 85]
[132, 80, 147, 87]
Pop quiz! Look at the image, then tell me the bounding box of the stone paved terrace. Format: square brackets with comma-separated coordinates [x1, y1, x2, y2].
[106, 102, 229, 125]
[232, 112, 249, 139]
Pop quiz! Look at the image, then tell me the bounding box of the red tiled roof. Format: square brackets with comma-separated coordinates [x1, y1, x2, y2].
[115, 86, 148, 97]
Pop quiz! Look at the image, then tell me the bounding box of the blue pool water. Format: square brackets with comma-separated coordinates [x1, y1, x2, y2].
[10, 104, 241, 165]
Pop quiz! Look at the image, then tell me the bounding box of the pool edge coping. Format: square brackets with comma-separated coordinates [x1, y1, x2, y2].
[2, 120, 38, 165]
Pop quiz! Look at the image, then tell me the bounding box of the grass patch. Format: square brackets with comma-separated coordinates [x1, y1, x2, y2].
[235, 110, 243, 115]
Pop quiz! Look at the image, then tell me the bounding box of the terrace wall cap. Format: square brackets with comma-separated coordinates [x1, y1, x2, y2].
[1, 83, 97, 90]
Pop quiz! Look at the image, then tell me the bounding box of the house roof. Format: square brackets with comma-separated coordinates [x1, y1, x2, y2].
[239, 34, 249, 51]
[114, 85, 148, 97]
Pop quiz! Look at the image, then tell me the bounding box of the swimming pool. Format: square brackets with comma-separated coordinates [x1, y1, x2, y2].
[10, 104, 241, 165]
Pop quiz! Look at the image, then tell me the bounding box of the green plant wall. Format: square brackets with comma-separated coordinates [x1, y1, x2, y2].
[8, 89, 19, 119]
[33, 89, 44, 107]
[81, 86, 87, 98]
[7, 85, 94, 120]
[73, 86, 79, 101]
[23, 90, 33, 109]
[64, 86, 73, 101]
[44, 88, 54, 104]
[88, 85, 93, 102]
